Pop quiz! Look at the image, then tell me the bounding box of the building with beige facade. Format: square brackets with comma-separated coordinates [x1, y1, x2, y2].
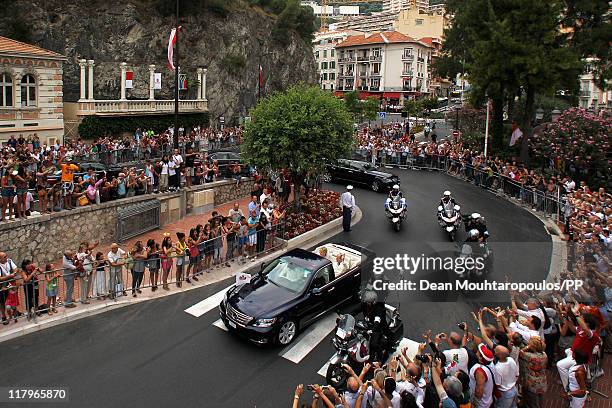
[579, 58, 611, 111]
[383, 0, 428, 14]
[334, 31, 433, 105]
[393, 7, 448, 39]
[0, 36, 67, 144]
[313, 30, 361, 91]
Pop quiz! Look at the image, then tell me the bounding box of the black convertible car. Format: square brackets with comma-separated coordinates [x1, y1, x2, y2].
[326, 159, 400, 192]
[219, 244, 374, 345]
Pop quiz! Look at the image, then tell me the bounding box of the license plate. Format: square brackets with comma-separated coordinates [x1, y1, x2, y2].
[228, 320, 237, 329]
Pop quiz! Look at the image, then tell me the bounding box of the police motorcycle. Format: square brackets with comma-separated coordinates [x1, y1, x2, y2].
[455, 228, 493, 287]
[437, 191, 461, 241]
[325, 290, 404, 389]
[385, 185, 407, 232]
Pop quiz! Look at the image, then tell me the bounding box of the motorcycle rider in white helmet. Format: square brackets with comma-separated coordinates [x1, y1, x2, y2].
[385, 184, 406, 210]
[438, 190, 459, 221]
[465, 212, 489, 242]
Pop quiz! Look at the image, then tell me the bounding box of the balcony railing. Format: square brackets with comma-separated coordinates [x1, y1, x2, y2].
[401, 71, 413, 77]
[579, 91, 591, 98]
[402, 54, 414, 61]
[77, 99, 208, 116]
[369, 55, 382, 61]
[357, 55, 369, 61]
[402, 86, 415, 91]
[370, 71, 381, 77]
[370, 86, 380, 91]
[359, 72, 368, 77]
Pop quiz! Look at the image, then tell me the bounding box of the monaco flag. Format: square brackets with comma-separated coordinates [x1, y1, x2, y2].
[167, 27, 180, 70]
[259, 64, 263, 88]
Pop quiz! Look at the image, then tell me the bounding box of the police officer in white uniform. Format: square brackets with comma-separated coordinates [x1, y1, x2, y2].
[340, 185, 355, 232]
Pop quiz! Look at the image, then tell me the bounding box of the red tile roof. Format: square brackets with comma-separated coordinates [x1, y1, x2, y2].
[337, 31, 432, 48]
[0, 36, 66, 60]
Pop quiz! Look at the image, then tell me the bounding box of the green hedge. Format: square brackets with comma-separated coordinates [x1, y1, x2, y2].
[78, 113, 210, 139]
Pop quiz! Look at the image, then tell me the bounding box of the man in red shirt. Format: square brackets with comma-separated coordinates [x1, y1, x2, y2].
[557, 311, 600, 389]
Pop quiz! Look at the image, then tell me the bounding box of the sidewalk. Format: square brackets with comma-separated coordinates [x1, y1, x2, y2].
[0, 194, 267, 342]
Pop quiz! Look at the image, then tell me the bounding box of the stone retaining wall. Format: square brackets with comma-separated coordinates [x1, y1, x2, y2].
[0, 178, 256, 265]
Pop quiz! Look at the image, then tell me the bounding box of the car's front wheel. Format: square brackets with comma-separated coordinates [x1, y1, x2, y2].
[277, 319, 297, 345]
[371, 180, 380, 192]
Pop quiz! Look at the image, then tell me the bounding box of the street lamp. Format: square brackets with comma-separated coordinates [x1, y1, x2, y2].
[551, 108, 561, 121]
[535, 107, 544, 121]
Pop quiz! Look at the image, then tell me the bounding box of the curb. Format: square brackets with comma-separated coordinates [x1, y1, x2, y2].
[0, 207, 364, 344]
[278, 207, 361, 250]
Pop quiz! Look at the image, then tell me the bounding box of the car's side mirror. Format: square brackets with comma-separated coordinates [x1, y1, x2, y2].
[312, 287, 322, 295]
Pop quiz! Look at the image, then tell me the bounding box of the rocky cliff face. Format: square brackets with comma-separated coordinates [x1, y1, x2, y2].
[1, 0, 317, 124]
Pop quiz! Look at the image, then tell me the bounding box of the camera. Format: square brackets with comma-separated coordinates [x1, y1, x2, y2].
[457, 322, 466, 331]
[415, 354, 430, 363]
[307, 385, 315, 391]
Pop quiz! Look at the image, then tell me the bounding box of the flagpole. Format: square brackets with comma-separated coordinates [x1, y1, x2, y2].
[173, 0, 180, 149]
[484, 97, 490, 157]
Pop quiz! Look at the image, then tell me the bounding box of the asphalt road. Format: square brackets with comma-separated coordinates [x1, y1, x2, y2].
[0, 169, 551, 408]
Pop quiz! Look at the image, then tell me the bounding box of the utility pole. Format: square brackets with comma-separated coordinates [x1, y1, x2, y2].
[173, 0, 180, 149]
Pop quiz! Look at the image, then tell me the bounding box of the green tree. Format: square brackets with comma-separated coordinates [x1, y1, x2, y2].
[441, 0, 582, 158]
[343, 90, 362, 118]
[561, 0, 611, 90]
[403, 99, 423, 122]
[362, 97, 380, 122]
[242, 84, 353, 210]
[420, 97, 439, 113]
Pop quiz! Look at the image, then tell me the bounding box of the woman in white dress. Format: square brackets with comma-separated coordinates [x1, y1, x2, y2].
[92, 251, 108, 299]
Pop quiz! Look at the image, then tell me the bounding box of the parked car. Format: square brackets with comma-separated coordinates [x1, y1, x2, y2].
[326, 159, 400, 192]
[219, 243, 374, 346]
[207, 151, 249, 176]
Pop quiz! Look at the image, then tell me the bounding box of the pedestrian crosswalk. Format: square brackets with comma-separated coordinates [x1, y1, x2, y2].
[185, 293, 421, 379]
[184, 286, 231, 317]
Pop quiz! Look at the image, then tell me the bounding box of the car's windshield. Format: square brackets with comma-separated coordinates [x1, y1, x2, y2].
[263, 257, 313, 293]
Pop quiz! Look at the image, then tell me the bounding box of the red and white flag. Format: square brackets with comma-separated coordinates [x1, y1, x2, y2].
[258, 64, 263, 88]
[509, 123, 523, 146]
[167, 27, 180, 70]
[125, 71, 133, 88]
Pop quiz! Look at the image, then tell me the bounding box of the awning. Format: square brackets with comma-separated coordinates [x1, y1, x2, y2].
[359, 91, 381, 99]
[383, 92, 401, 98]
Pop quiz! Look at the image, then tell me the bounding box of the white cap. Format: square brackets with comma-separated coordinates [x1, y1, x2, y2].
[347, 185, 353, 190]
[392, 184, 399, 190]
[443, 190, 451, 196]
[468, 229, 480, 238]
[471, 212, 481, 219]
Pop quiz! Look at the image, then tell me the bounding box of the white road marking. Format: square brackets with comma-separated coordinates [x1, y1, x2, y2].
[316, 337, 422, 378]
[184, 286, 231, 317]
[213, 319, 228, 331]
[279, 314, 338, 364]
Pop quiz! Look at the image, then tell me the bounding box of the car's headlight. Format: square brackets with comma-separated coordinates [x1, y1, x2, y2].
[252, 317, 277, 327]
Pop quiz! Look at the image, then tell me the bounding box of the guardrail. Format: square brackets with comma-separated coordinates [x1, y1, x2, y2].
[0, 221, 286, 325]
[353, 148, 565, 223]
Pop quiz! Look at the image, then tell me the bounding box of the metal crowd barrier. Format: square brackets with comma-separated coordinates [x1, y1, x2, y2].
[354, 148, 565, 222]
[0, 221, 285, 325]
[71, 139, 241, 168]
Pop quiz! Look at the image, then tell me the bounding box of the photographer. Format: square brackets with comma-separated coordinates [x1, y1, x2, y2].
[431, 358, 463, 408]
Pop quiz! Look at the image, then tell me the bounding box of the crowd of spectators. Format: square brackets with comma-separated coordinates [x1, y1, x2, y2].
[0, 126, 245, 222]
[291, 285, 609, 408]
[355, 123, 611, 245]
[0, 180, 289, 324]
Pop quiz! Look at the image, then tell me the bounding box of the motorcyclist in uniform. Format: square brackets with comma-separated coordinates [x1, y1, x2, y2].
[465, 213, 489, 242]
[438, 190, 459, 222]
[385, 184, 406, 210]
[361, 290, 389, 362]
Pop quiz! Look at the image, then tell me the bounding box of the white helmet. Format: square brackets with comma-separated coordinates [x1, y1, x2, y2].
[443, 190, 451, 197]
[392, 184, 399, 190]
[468, 229, 480, 239]
[471, 212, 481, 220]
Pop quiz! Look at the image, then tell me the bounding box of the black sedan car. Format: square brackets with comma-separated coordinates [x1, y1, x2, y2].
[326, 159, 400, 192]
[219, 244, 374, 345]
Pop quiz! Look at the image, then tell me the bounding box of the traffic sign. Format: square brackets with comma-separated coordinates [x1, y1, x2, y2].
[378, 112, 386, 118]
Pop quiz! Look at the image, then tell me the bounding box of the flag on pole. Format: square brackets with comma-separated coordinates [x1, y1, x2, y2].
[509, 123, 523, 146]
[259, 65, 263, 88]
[167, 27, 180, 70]
[179, 73, 187, 90]
[125, 71, 133, 89]
[154, 73, 162, 90]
